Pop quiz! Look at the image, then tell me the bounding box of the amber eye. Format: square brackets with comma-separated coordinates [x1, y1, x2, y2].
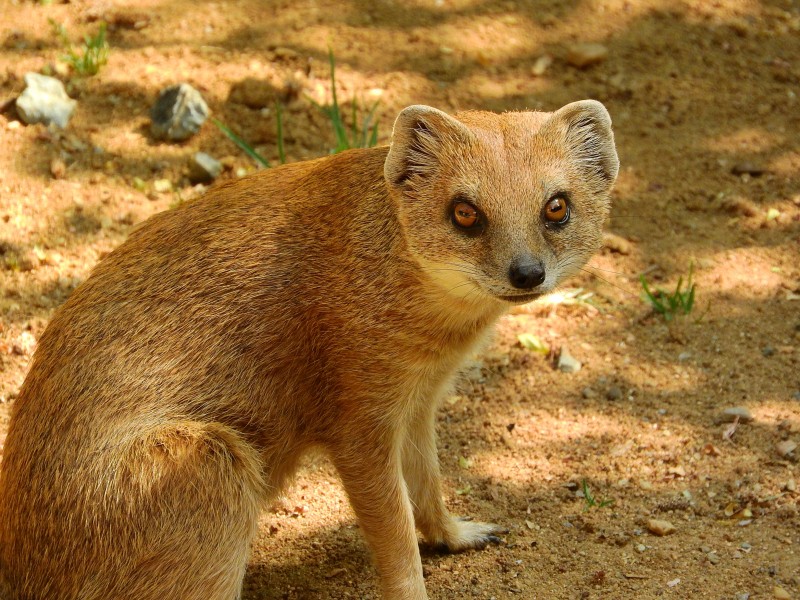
[544, 195, 570, 224]
[453, 201, 480, 229]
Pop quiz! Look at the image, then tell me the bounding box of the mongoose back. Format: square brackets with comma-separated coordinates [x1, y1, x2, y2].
[0, 100, 618, 600]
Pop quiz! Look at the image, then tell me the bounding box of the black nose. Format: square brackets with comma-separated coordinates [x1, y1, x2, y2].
[508, 259, 546, 289]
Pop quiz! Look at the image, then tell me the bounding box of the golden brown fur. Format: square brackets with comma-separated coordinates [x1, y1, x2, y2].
[0, 101, 618, 599]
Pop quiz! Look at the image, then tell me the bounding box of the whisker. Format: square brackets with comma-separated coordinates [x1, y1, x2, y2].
[584, 264, 634, 276]
[579, 267, 639, 299]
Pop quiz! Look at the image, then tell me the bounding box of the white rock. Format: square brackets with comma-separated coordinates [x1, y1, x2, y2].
[16, 73, 77, 128]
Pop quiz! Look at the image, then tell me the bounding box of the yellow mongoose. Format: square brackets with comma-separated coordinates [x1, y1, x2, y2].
[0, 101, 618, 600]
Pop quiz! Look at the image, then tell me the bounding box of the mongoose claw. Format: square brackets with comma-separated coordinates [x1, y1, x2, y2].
[432, 519, 506, 553]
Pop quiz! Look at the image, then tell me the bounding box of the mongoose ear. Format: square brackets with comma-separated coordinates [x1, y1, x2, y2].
[540, 100, 619, 191]
[384, 105, 474, 190]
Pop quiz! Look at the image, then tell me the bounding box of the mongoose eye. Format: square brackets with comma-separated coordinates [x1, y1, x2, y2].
[452, 201, 481, 230]
[544, 195, 570, 225]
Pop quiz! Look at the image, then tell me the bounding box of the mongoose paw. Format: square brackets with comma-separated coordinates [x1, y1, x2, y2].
[432, 518, 507, 553]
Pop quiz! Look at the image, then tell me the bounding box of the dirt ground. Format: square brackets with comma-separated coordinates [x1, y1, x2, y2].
[1, 0, 799, 598]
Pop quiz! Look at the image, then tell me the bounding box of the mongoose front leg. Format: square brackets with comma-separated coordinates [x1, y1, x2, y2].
[330, 431, 428, 600]
[402, 402, 505, 553]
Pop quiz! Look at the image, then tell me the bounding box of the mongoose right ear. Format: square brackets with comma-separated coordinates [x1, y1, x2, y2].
[384, 105, 474, 191]
[539, 100, 619, 193]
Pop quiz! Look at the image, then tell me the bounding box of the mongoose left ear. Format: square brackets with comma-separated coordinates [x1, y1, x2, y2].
[539, 100, 619, 192]
[384, 105, 474, 191]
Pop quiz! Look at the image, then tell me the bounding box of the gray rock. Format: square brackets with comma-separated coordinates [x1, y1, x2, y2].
[151, 83, 209, 141]
[16, 73, 77, 128]
[188, 152, 223, 184]
[606, 386, 622, 401]
[557, 347, 581, 373]
[718, 406, 753, 423]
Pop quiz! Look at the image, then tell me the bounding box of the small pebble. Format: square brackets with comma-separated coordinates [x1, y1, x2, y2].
[188, 151, 223, 184]
[776, 440, 797, 457]
[635, 543, 646, 553]
[646, 519, 676, 536]
[566, 43, 608, 68]
[718, 406, 753, 423]
[50, 157, 67, 179]
[762, 345, 775, 357]
[602, 232, 632, 255]
[773, 587, 791, 599]
[557, 347, 582, 373]
[153, 179, 172, 193]
[707, 552, 720, 565]
[531, 54, 553, 76]
[606, 386, 622, 401]
[736, 594, 750, 600]
[581, 387, 596, 399]
[785, 479, 796, 492]
[678, 351, 692, 361]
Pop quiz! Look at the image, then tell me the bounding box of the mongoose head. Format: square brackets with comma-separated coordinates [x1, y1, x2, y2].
[384, 101, 618, 307]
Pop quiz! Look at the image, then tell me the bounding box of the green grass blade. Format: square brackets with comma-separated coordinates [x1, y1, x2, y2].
[212, 118, 270, 169]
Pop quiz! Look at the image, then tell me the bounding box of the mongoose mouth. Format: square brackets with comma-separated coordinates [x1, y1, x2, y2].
[497, 292, 543, 304]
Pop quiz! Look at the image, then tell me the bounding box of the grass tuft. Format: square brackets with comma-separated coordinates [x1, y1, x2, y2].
[216, 50, 380, 169]
[308, 49, 380, 153]
[581, 479, 613, 510]
[49, 19, 109, 76]
[640, 263, 697, 321]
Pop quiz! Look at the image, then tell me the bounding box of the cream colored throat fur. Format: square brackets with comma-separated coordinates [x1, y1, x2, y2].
[0, 100, 618, 600]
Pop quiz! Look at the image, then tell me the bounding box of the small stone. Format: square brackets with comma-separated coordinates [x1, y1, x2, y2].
[50, 157, 67, 179]
[635, 543, 646, 553]
[531, 54, 553, 76]
[15, 72, 77, 128]
[566, 43, 608, 68]
[12, 331, 36, 356]
[581, 387, 596, 399]
[602, 232, 632, 255]
[731, 162, 766, 176]
[736, 594, 751, 600]
[646, 519, 676, 536]
[678, 351, 692, 361]
[153, 179, 172, 193]
[707, 552, 720, 565]
[557, 347, 582, 373]
[606, 386, 622, 401]
[773, 587, 791, 599]
[718, 406, 753, 423]
[762, 345, 775, 357]
[150, 83, 209, 141]
[188, 152, 223, 184]
[785, 479, 797, 492]
[776, 439, 797, 457]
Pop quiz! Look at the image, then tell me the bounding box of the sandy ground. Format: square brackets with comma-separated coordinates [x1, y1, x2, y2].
[1, 0, 799, 598]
